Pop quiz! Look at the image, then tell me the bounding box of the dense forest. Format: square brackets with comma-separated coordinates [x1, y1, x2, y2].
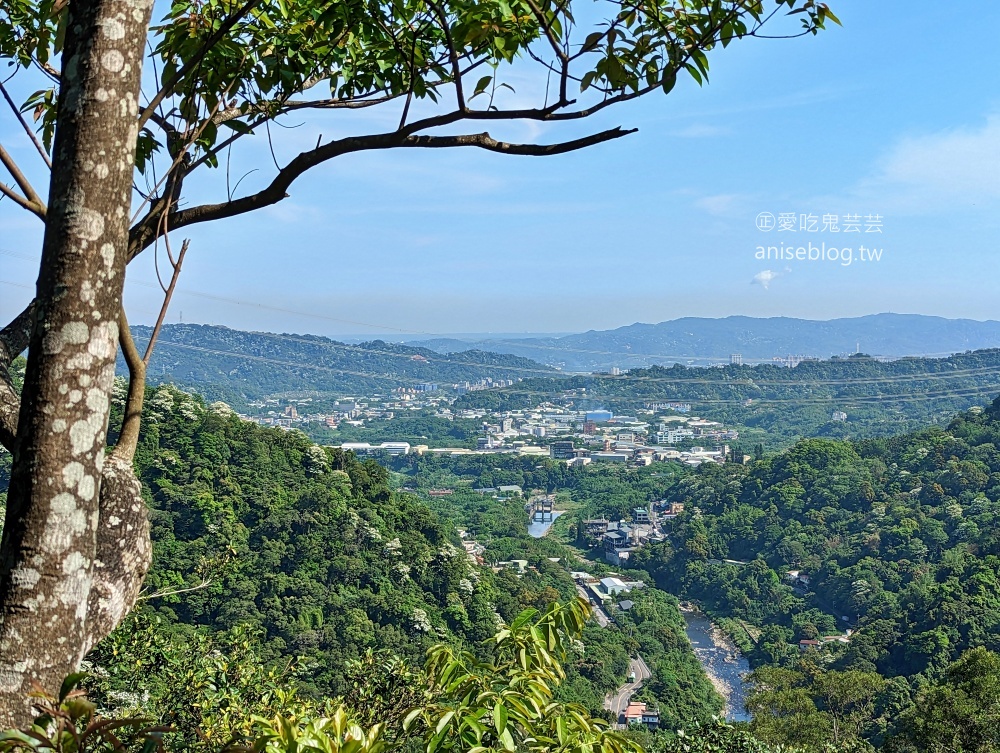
[0, 383, 717, 736]
[591, 398, 1000, 748]
[455, 350, 1000, 448]
[390, 426, 1000, 751]
[2, 375, 1000, 749]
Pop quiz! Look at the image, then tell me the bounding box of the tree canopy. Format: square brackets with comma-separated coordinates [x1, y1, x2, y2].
[0, 0, 836, 725]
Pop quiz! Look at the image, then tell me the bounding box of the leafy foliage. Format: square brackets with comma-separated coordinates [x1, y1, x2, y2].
[0, 676, 168, 753]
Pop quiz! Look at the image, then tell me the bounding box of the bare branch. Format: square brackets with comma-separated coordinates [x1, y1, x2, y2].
[0, 378, 17, 452]
[404, 128, 636, 155]
[144, 239, 188, 364]
[137, 579, 212, 602]
[0, 82, 52, 169]
[0, 143, 45, 215]
[84, 455, 152, 657]
[524, 0, 569, 103]
[0, 181, 44, 220]
[0, 305, 32, 370]
[426, 0, 466, 110]
[114, 308, 146, 461]
[525, 0, 569, 64]
[0, 305, 31, 451]
[129, 125, 634, 247]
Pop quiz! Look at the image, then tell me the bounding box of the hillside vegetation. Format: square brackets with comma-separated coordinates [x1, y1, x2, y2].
[40, 384, 722, 734]
[456, 349, 1000, 448]
[126, 324, 555, 409]
[614, 399, 1000, 748]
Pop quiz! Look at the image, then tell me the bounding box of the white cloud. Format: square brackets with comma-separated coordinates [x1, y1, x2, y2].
[853, 115, 1000, 212]
[751, 269, 781, 289]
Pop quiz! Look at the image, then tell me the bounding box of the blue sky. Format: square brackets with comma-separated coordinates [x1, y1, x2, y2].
[2, 1, 1000, 338]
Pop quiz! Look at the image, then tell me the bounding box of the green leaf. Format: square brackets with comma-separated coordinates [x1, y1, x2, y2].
[494, 703, 507, 735]
[473, 75, 492, 96]
[819, 5, 842, 25]
[403, 708, 423, 730]
[222, 119, 254, 134]
[59, 672, 88, 702]
[435, 710, 455, 734]
[499, 727, 515, 751]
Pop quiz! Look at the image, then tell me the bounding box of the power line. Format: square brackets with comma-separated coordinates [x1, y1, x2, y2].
[4, 278, 999, 390]
[3, 247, 990, 364]
[152, 326, 1000, 387]
[147, 338, 1000, 408]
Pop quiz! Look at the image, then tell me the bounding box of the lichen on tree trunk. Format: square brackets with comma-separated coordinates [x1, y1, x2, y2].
[0, 0, 154, 727]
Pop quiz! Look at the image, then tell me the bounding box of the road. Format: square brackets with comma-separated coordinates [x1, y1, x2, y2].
[575, 584, 611, 628]
[603, 655, 652, 721]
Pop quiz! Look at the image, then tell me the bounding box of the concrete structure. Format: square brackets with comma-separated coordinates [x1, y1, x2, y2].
[550, 440, 576, 459]
[598, 577, 629, 596]
[592, 451, 629, 462]
[339, 441, 411, 456]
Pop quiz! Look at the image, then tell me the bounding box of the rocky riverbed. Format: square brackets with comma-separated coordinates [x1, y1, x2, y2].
[680, 606, 752, 722]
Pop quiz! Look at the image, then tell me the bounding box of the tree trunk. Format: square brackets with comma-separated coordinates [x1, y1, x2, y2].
[0, 0, 153, 726]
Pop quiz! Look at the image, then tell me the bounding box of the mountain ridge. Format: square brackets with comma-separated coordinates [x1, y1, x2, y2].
[409, 313, 1000, 371]
[126, 323, 558, 408]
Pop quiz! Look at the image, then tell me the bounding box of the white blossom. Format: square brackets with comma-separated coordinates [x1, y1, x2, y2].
[411, 608, 432, 633]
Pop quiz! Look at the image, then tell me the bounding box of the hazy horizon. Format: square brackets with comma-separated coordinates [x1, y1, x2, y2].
[4, 2, 1000, 336]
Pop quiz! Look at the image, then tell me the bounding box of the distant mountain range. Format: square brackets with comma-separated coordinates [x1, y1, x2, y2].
[127, 324, 556, 408]
[410, 314, 1000, 371]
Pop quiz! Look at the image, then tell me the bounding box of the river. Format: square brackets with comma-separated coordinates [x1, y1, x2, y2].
[681, 609, 752, 722]
[527, 511, 564, 538]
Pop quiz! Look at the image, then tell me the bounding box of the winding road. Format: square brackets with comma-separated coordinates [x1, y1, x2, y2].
[603, 655, 652, 721]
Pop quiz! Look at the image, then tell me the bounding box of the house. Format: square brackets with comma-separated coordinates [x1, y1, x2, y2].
[799, 639, 821, 651]
[785, 570, 811, 589]
[820, 634, 851, 645]
[606, 547, 633, 566]
[604, 530, 630, 553]
[598, 577, 629, 596]
[633, 507, 651, 524]
[495, 560, 528, 575]
[624, 702, 645, 725]
[592, 451, 629, 462]
[641, 708, 660, 730]
[622, 702, 658, 729]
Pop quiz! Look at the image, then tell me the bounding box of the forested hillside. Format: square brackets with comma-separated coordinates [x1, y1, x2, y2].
[6, 383, 717, 732]
[125, 324, 555, 409]
[605, 399, 1000, 746]
[4, 378, 1000, 749]
[456, 349, 1000, 448]
[390, 435, 1000, 750]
